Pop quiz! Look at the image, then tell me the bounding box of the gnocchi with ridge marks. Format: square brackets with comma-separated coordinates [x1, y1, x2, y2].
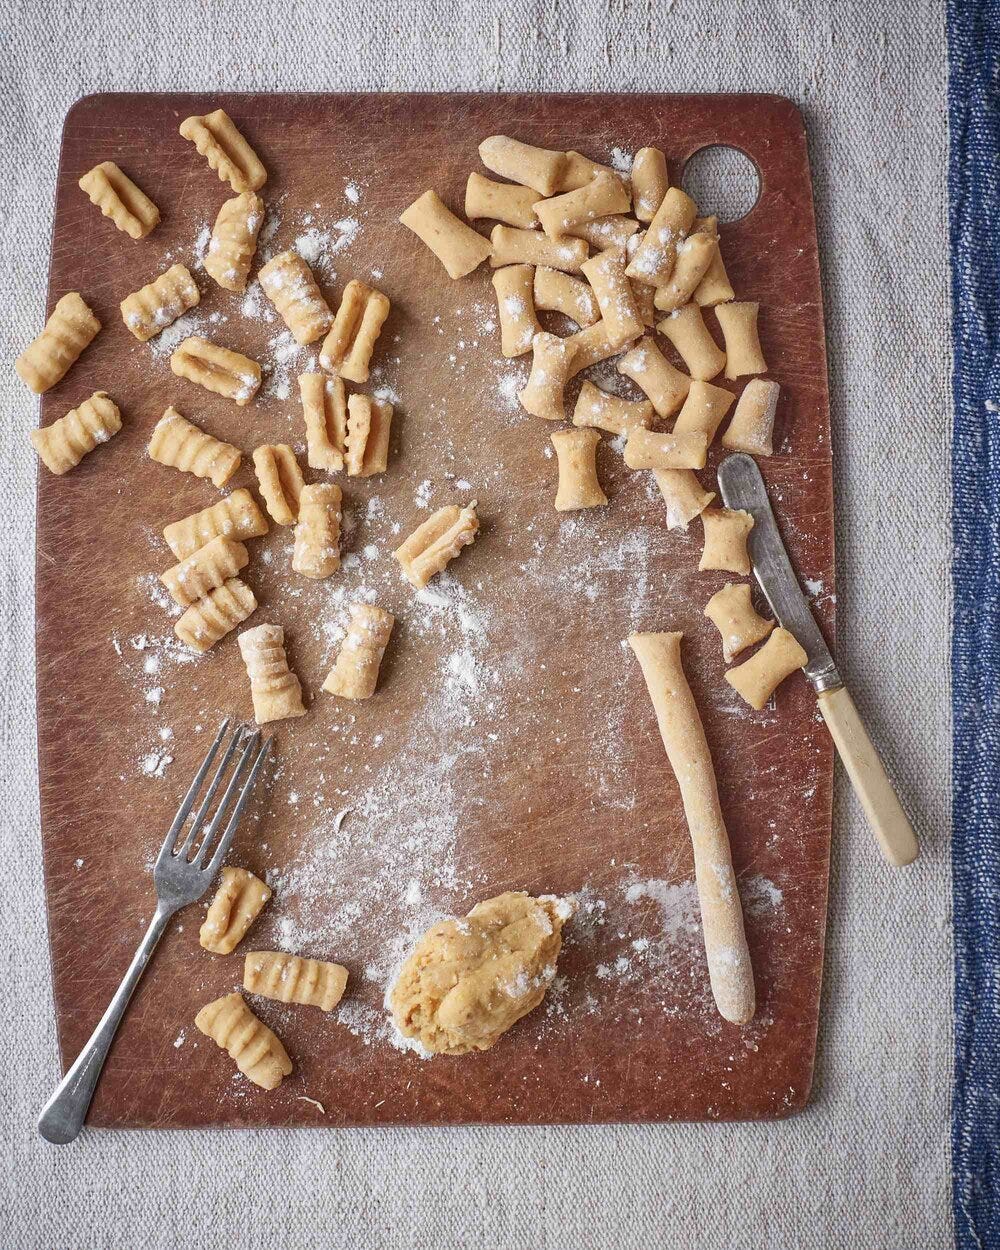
[78, 161, 159, 239]
[394, 502, 479, 590]
[30, 391, 121, 475]
[200, 866, 272, 955]
[179, 108, 266, 193]
[194, 992, 291, 1091]
[16, 292, 100, 394]
[322, 603, 395, 699]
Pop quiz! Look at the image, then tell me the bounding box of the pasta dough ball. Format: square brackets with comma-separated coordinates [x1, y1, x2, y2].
[388, 891, 576, 1055]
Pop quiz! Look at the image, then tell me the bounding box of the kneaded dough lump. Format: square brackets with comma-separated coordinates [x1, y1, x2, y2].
[389, 891, 575, 1055]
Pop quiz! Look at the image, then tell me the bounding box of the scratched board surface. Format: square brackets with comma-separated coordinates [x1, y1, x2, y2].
[35, 93, 834, 1127]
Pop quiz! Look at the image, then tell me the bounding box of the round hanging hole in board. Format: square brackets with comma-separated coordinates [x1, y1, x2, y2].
[680, 145, 761, 223]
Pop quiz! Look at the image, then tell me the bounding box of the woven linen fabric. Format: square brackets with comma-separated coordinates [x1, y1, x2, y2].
[0, 2, 952, 1247]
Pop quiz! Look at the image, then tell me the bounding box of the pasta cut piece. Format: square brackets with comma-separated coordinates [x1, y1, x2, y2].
[344, 394, 393, 477]
[258, 251, 332, 346]
[399, 190, 492, 279]
[565, 320, 630, 377]
[148, 406, 241, 488]
[253, 444, 305, 525]
[555, 150, 630, 194]
[565, 214, 640, 252]
[581, 247, 643, 347]
[478, 135, 567, 196]
[572, 380, 653, 436]
[652, 468, 715, 530]
[725, 628, 808, 710]
[631, 147, 669, 223]
[714, 301, 767, 379]
[194, 993, 291, 1091]
[626, 187, 697, 287]
[653, 233, 719, 314]
[238, 623, 307, 724]
[244, 951, 349, 1011]
[160, 535, 249, 608]
[534, 171, 631, 239]
[179, 108, 266, 193]
[319, 279, 390, 381]
[489, 225, 587, 273]
[204, 191, 264, 292]
[30, 391, 121, 475]
[699, 507, 755, 574]
[163, 488, 268, 560]
[78, 161, 159, 239]
[120, 263, 199, 342]
[623, 426, 708, 471]
[658, 305, 727, 381]
[292, 483, 342, 579]
[465, 172, 539, 229]
[322, 603, 395, 699]
[721, 379, 780, 456]
[170, 336, 261, 406]
[617, 336, 690, 417]
[298, 373, 347, 471]
[492, 264, 540, 357]
[551, 428, 608, 511]
[394, 502, 479, 589]
[693, 216, 736, 306]
[533, 266, 600, 326]
[200, 866, 272, 954]
[704, 583, 775, 663]
[672, 379, 735, 444]
[518, 331, 577, 420]
[174, 577, 257, 652]
[15, 292, 100, 394]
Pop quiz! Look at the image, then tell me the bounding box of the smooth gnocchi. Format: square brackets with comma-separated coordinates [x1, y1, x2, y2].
[699, 507, 755, 574]
[704, 583, 775, 663]
[725, 628, 807, 710]
[551, 427, 608, 511]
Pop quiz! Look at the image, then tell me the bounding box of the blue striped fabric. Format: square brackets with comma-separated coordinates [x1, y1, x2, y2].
[949, 2, 1000, 1246]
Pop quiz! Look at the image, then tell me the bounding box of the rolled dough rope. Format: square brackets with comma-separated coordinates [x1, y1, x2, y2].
[627, 631, 756, 1025]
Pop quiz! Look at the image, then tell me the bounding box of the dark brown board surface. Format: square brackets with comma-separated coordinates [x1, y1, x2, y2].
[36, 92, 834, 1128]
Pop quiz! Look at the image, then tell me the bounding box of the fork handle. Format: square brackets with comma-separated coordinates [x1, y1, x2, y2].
[38, 902, 177, 1144]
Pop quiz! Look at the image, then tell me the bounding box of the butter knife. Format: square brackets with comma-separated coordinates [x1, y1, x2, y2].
[717, 453, 919, 867]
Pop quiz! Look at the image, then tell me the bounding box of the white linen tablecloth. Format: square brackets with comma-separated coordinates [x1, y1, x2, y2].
[0, 2, 951, 1246]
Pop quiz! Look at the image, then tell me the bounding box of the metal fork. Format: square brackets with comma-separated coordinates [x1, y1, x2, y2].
[37, 719, 272, 1145]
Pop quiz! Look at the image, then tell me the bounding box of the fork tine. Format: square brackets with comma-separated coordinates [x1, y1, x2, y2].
[201, 736, 272, 878]
[176, 725, 247, 859]
[154, 718, 231, 868]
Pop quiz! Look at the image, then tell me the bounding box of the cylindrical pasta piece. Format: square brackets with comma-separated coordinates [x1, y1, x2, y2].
[170, 336, 261, 406]
[30, 391, 121, 475]
[555, 150, 629, 194]
[617, 336, 691, 417]
[340, 291, 390, 383]
[478, 135, 567, 196]
[394, 502, 479, 590]
[322, 603, 395, 699]
[292, 483, 342, 579]
[672, 379, 735, 444]
[721, 378, 780, 455]
[704, 583, 775, 663]
[565, 320, 627, 377]
[238, 623, 307, 724]
[489, 225, 587, 274]
[179, 109, 267, 193]
[147, 406, 241, 488]
[344, 395, 393, 477]
[15, 292, 100, 394]
[163, 489, 269, 560]
[258, 250, 332, 346]
[534, 171, 630, 240]
[174, 577, 257, 652]
[492, 264, 541, 357]
[252, 444, 305, 526]
[551, 428, 608, 511]
[653, 233, 719, 314]
[625, 187, 697, 287]
[631, 147, 669, 223]
[399, 190, 492, 279]
[204, 191, 264, 292]
[623, 426, 708, 471]
[566, 215, 640, 252]
[299, 373, 347, 471]
[725, 628, 808, 710]
[320, 279, 390, 379]
[243, 951, 349, 1011]
[572, 380, 653, 435]
[160, 535, 249, 608]
[693, 217, 736, 306]
[714, 301, 767, 379]
[581, 247, 643, 348]
[78, 161, 159, 239]
[627, 632, 755, 1024]
[465, 172, 539, 229]
[533, 266, 600, 326]
[199, 866, 272, 954]
[652, 468, 715, 530]
[518, 332, 577, 421]
[699, 506, 755, 574]
[120, 263, 200, 342]
[658, 305, 727, 381]
[194, 993, 291, 1091]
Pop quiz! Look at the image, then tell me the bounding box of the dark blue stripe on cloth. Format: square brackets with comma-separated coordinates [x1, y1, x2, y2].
[949, 2, 1000, 1245]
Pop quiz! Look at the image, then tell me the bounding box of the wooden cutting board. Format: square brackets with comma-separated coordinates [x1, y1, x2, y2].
[35, 92, 834, 1127]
